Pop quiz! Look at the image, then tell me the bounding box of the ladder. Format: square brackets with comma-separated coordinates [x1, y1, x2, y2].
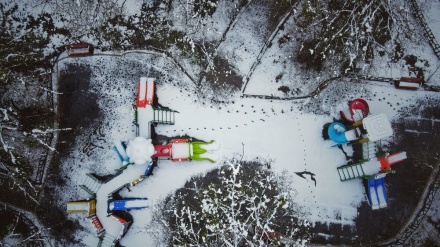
[337, 163, 366, 181]
[80, 173, 103, 196]
[362, 141, 377, 161]
[152, 107, 178, 125]
[107, 183, 130, 197]
[88, 215, 105, 236]
[97, 233, 117, 247]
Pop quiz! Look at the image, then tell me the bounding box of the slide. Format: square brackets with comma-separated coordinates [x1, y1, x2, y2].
[136, 77, 147, 107]
[136, 77, 155, 108]
[366, 174, 388, 210]
[190, 140, 218, 163]
[146, 78, 155, 105]
[379, 152, 407, 171]
[341, 98, 369, 123]
[327, 122, 357, 145]
[107, 198, 148, 213]
[67, 202, 89, 212]
[137, 107, 154, 138]
[114, 141, 129, 163]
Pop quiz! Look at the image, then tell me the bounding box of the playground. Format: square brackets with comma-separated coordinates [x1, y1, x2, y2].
[0, 0, 440, 246]
[4, 0, 433, 246]
[55, 51, 440, 246]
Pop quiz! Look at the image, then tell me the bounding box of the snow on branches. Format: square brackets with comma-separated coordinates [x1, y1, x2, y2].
[151, 160, 310, 246]
[297, 0, 415, 72]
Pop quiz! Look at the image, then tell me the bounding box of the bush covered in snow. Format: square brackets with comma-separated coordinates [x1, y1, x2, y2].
[296, 0, 417, 73]
[0, 2, 72, 79]
[152, 160, 310, 246]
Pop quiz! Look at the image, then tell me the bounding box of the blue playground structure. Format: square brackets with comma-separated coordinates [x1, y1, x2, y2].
[328, 122, 351, 145]
[365, 174, 388, 210]
[107, 198, 149, 213]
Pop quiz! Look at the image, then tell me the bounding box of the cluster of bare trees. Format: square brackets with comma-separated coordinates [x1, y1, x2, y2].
[146, 160, 309, 246]
[296, 0, 417, 72]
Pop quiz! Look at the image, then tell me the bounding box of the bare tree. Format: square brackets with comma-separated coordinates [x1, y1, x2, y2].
[148, 160, 309, 246]
[296, 0, 417, 72]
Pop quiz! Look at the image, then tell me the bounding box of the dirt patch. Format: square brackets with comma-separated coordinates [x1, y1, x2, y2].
[57, 63, 103, 153]
[34, 63, 102, 246]
[205, 56, 243, 90]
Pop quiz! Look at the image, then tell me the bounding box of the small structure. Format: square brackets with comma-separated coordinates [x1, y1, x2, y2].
[65, 42, 93, 56]
[136, 77, 155, 107]
[66, 198, 97, 216]
[336, 152, 406, 181]
[394, 77, 423, 90]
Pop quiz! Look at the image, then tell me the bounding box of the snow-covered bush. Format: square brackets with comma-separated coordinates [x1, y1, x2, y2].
[92, 2, 179, 50]
[152, 160, 310, 246]
[0, 3, 69, 80]
[296, 0, 416, 72]
[194, 0, 219, 17]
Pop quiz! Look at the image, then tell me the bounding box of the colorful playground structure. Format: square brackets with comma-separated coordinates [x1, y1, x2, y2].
[67, 77, 219, 247]
[325, 98, 407, 210]
[328, 113, 393, 146]
[115, 137, 219, 165]
[107, 198, 149, 214]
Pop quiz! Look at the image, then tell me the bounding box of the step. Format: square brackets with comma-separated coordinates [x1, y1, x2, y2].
[337, 163, 365, 181]
[98, 233, 117, 247]
[89, 182, 101, 193]
[83, 177, 92, 187]
[79, 185, 96, 196]
[82, 180, 101, 194]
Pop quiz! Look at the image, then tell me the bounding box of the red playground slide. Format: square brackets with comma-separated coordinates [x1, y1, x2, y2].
[136, 77, 155, 108]
[341, 98, 370, 122]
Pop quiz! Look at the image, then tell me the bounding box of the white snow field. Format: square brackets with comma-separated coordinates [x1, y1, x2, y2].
[57, 51, 440, 247]
[55, 1, 440, 245]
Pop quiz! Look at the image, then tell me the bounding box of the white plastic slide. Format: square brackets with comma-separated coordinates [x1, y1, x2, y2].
[139, 77, 147, 101]
[369, 186, 379, 210]
[146, 78, 154, 105]
[137, 107, 154, 138]
[114, 141, 129, 162]
[377, 184, 387, 208]
[387, 152, 407, 164]
[67, 202, 89, 212]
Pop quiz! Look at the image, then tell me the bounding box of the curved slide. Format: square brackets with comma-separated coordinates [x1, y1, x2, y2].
[341, 98, 370, 122]
[327, 122, 357, 145]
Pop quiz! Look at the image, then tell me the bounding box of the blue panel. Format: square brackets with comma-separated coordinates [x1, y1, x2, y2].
[328, 122, 349, 144]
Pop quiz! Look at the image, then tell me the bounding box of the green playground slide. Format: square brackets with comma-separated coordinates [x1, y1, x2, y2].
[190, 140, 216, 163]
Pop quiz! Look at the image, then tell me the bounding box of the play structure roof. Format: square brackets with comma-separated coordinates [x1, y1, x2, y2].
[363, 113, 393, 142]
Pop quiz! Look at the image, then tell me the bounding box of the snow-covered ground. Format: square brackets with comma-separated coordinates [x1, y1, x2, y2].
[1, 0, 434, 246]
[57, 51, 438, 246]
